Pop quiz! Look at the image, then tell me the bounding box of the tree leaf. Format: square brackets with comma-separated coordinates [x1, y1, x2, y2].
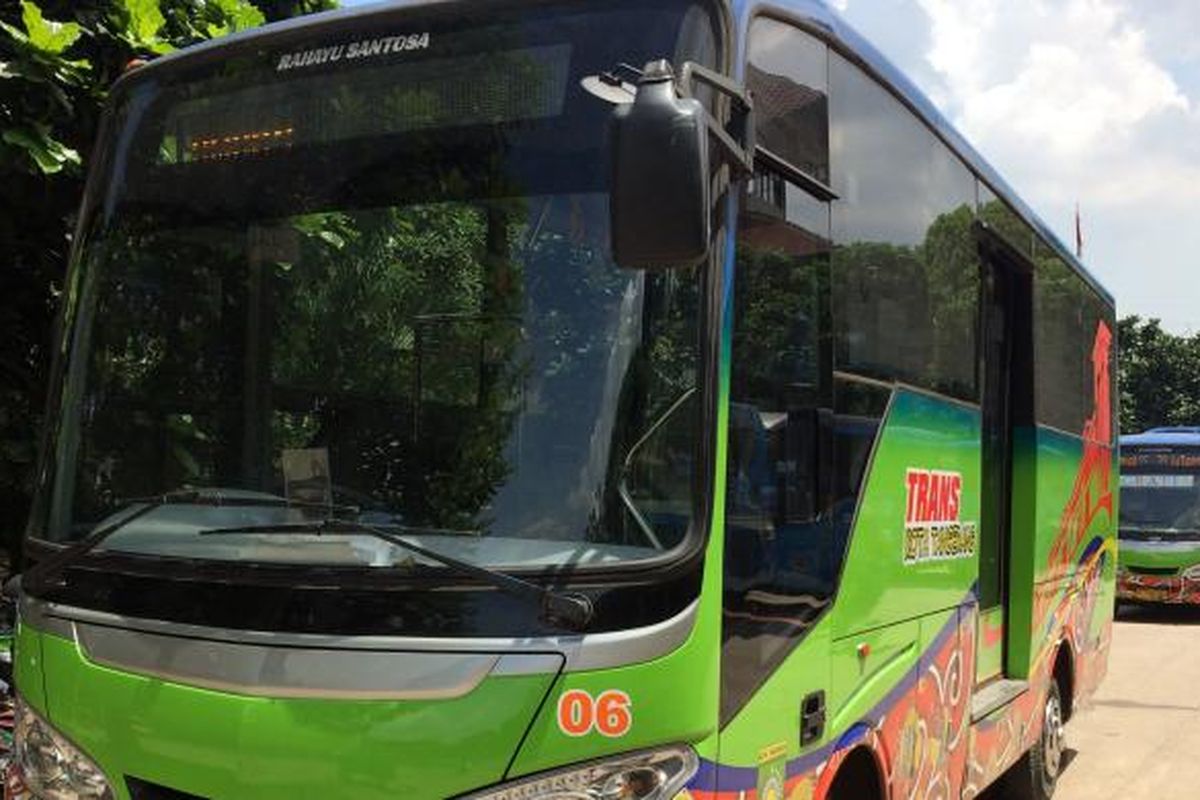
[19, 1, 82, 55]
[121, 0, 167, 47]
[2, 126, 80, 174]
[209, 0, 266, 32]
[0, 20, 30, 47]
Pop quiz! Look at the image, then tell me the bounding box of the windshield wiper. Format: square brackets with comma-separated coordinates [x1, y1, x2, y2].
[23, 490, 358, 595]
[199, 518, 595, 630]
[120, 488, 360, 516]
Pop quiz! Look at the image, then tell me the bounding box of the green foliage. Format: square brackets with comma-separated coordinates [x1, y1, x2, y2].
[1, 123, 79, 172]
[1117, 316, 1200, 435]
[116, 0, 173, 54]
[0, 0, 334, 553]
[7, 2, 83, 55]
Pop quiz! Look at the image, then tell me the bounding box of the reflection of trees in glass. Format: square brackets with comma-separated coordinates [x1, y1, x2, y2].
[733, 246, 823, 401]
[70, 201, 530, 532]
[599, 265, 700, 549]
[978, 195, 1034, 258]
[1032, 241, 1112, 436]
[830, 202, 978, 400]
[74, 224, 247, 520]
[924, 205, 982, 395]
[270, 203, 527, 530]
[71, 192, 702, 547]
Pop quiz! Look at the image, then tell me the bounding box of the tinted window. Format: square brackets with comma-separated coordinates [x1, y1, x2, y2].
[828, 53, 979, 400]
[979, 185, 1035, 259]
[726, 169, 831, 720]
[724, 21, 836, 720]
[40, 1, 716, 573]
[1033, 243, 1113, 437]
[746, 18, 829, 183]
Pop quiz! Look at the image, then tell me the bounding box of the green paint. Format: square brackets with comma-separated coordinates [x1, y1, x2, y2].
[37, 631, 559, 800]
[13, 622, 46, 716]
[1119, 546, 1200, 571]
[830, 392, 981, 641]
[12, 378, 1118, 799]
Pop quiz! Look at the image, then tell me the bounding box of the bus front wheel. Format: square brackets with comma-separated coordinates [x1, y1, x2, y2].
[1000, 681, 1064, 800]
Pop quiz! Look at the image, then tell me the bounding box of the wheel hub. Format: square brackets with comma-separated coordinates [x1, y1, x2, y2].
[1043, 692, 1065, 779]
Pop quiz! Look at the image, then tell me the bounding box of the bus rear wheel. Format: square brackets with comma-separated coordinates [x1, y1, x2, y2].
[1000, 681, 1064, 800]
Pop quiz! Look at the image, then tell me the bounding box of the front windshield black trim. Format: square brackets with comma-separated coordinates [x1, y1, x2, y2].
[25, 547, 703, 637]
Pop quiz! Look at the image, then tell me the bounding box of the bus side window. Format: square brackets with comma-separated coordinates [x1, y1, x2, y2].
[721, 18, 835, 723]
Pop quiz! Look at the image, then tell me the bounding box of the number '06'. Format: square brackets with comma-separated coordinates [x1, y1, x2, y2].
[557, 689, 632, 737]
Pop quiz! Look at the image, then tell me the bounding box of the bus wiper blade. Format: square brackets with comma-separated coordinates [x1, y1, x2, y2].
[202, 521, 480, 538]
[119, 489, 360, 516]
[23, 491, 362, 595]
[24, 501, 166, 595]
[200, 519, 595, 630]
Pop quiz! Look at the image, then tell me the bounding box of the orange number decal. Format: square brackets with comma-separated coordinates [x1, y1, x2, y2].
[556, 689, 632, 737]
[594, 690, 632, 737]
[557, 689, 594, 737]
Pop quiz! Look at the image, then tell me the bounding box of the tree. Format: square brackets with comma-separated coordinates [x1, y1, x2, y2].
[1117, 316, 1200, 435]
[0, 0, 334, 554]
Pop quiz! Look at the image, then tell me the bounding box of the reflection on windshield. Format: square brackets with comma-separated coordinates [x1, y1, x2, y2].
[40, 0, 720, 570]
[1120, 473, 1200, 532]
[52, 196, 699, 569]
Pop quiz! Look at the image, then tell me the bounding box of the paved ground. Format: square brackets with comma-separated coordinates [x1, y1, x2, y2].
[1015, 605, 1200, 800]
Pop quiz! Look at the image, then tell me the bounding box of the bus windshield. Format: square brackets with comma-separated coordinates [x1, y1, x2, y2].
[1120, 446, 1200, 533]
[38, 0, 720, 572]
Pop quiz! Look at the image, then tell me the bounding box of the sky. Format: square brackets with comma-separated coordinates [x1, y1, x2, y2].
[338, 0, 1199, 331]
[832, 0, 1200, 332]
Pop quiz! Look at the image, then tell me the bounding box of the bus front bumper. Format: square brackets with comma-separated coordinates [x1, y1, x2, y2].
[1117, 568, 1200, 604]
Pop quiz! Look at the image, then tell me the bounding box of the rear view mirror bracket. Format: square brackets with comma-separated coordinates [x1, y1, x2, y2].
[608, 60, 755, 268]
[676, 61, 756, 180]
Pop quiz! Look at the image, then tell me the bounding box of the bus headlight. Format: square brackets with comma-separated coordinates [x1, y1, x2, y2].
[461, 746, 698, 799]
[14, 697, 114, 800]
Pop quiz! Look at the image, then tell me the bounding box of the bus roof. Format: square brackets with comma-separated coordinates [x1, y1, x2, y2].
[1121, 428, 1200, 447]
[126, 0, 1114, 307]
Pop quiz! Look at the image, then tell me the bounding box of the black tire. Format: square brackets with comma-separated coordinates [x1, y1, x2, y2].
[999, 681, 1064, 800]
[827, 749, 882, 800]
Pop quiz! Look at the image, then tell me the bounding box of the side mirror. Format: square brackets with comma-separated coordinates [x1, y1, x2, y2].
[610, 60, 711, 269]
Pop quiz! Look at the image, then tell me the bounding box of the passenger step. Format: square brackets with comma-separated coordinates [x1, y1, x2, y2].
[971, 678, 1029, 722]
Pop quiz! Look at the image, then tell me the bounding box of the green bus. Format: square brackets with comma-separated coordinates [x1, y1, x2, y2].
[1118, 428, 1200, 605]
[8, 1, 1117, 799]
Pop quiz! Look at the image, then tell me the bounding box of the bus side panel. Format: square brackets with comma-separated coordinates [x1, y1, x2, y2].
[969, 322, 1115, 792]
[1008, 333, 1115, 693]
[707, 390, 980, 799]
[700, 623, 834, 800]
[830, 391, 981, 640]
[963, 534, 1110, 798]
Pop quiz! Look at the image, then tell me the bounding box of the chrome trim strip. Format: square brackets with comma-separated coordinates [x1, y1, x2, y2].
[493, 653, 565, 677]
[74, 622, 500, 700]
[21, 596, 698, 676]
[19, 595, 72, 640]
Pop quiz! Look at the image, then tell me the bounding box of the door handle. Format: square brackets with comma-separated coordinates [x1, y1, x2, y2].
[800, 690, 826, 747]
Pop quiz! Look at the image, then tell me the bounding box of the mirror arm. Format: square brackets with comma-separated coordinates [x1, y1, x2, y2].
[677, 61, 756, 178]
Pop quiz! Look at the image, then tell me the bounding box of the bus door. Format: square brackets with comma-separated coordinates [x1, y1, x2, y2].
[975, 222, 1033, 688]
